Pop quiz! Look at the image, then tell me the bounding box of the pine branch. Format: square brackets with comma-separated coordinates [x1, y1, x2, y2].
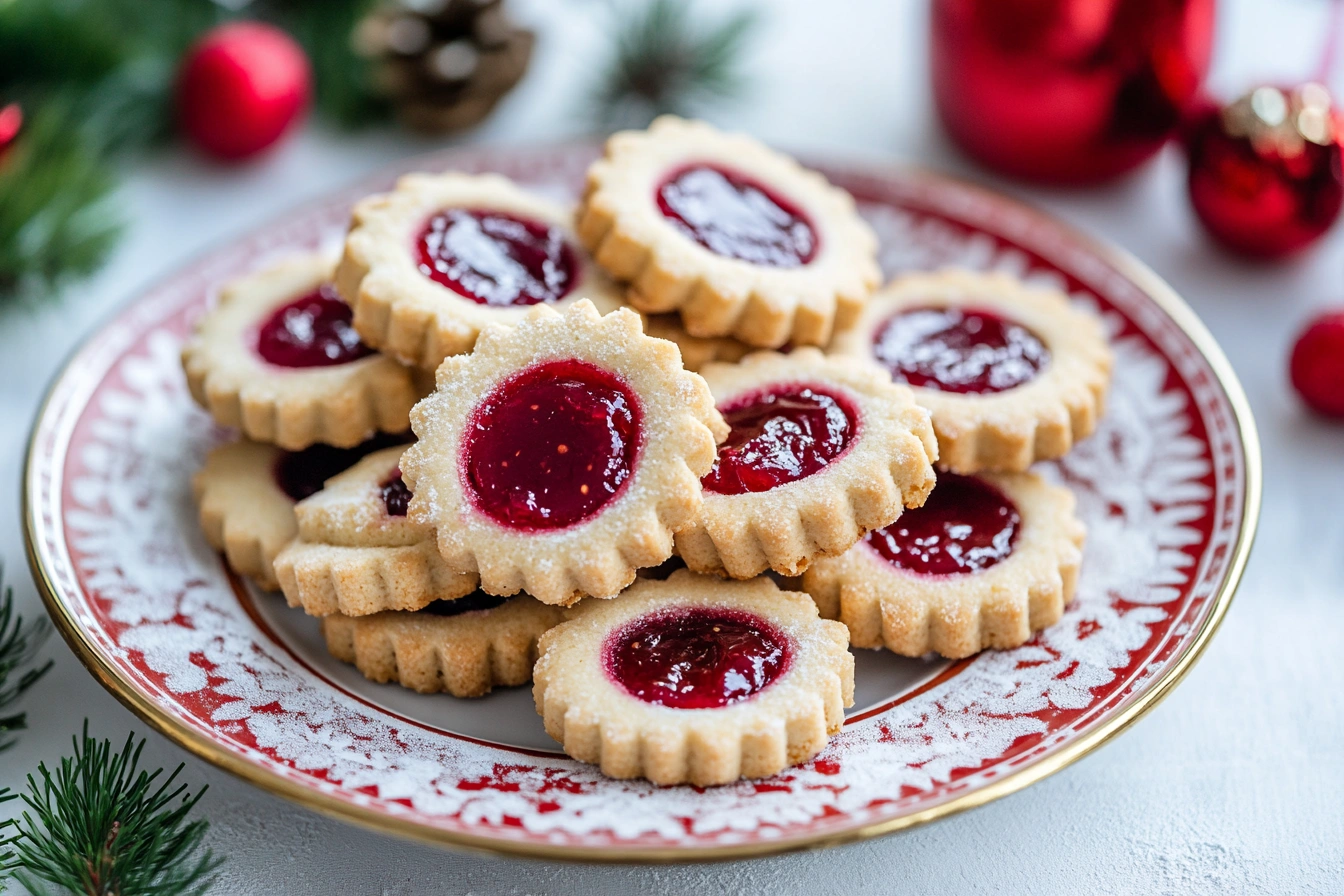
[0, 563, 53, 886]
[1, 786, 15, 882]
[587, 0, 760, 128]
[0, 100, 124, 307]
[0, 0, 395, 306]
[0, 564, 52, 753]
[5, 724, 223, 896]
[0, 0, 222, 306]
[0, 0, 226, 156]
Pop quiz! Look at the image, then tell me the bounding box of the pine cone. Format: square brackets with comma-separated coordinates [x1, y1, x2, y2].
[355, 0, 534, 134]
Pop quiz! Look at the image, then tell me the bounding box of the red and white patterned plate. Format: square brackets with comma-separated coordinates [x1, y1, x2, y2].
[24, 143, 1260, 862]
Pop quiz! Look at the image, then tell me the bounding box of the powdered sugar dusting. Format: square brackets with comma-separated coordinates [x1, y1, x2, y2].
[28, 146, 1245, 855]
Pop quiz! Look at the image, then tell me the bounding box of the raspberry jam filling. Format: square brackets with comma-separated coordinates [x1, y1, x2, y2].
[656, 165, 817, 267]
[416, 208, 577, 306]
[462, 359, 641, 531]
[422, 592, 511, 617]
[872, 307, 1048, 394]
[381, 467, 411, 517]
[254, 284, 372, 368]
[702, 385, 856, 495]
[272, 432, 409, 502]
[865, 473, 1020, 576]
[603, 608, 791, 709]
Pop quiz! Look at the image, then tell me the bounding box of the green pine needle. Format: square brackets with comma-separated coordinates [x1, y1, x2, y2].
[5, 724, 222, 896]
[0, 101, 124, 307]
[588, 0, 759, 127]
[0, 565, 52, 754]
[0, 0, 390, 307]
[0, 563, 53, 882]
[0, 0, 225, 156]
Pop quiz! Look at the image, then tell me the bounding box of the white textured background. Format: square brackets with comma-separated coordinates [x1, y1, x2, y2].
[2, 1, 1342, 893]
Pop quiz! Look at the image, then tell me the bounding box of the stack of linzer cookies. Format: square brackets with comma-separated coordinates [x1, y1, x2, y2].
[185, 116, 1113, 787]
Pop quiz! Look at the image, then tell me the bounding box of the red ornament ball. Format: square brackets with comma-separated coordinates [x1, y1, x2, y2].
[930, 0, 1215, 185]
[0, 102, 22, 158]
[1185, 83, 1344, 259]
[176, 21, 310, 162]
[1290, 310, 1344, 418]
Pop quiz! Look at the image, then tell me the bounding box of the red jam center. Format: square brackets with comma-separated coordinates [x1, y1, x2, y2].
[271, 432, 410, 502]
[254, 284, 373, 368]
[462, 360, 641, 531]
[381, 467, 411, 517]
[872, 307, 1048, 394]
[656, 165, 817, 267]
[422, 592, 511, 617]
[603, 608, 790, 709]
[865, 473, 1020, 576]
[702, 385, 856, 495]
[416, 208, 577, 307]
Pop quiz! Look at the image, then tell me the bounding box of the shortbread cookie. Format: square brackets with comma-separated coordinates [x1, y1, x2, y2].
[193, 434, 407, 589]
[643, 313, 752, 372]
[802, 471, 1084, 659]
[401, 300, 727, 606]
[336, 172, 624, 369]
[182, 254, 426, 451]
[533, 570, 854, 786]
[675, 349, 939, 579]
[322, 592, 564, 697]
[273, 446, 478, 617]
[831, 270, 1112, 473]
[577, 116, 880, 349]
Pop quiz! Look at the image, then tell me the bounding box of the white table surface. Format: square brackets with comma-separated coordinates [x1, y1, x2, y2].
[3, 1, 1341, 892]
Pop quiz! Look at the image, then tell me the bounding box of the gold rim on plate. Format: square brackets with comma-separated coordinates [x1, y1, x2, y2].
[22, 159, 1261, 863]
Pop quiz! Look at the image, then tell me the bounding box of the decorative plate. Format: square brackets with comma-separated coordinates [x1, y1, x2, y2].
[24, 143, 1260, 862]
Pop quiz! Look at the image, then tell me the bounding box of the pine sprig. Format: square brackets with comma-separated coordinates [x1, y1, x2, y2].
[1, 786, 15, 879]
[587, 0, 759, 128]
[0, 565, 52, 753]
[0, 0, 226, 156]
[5, 724, 222, 896]
[0, 0, 395, 306]
[0, 100, 124, 306]
[0, 563, 53, 881]
[0, 0, 223, 305]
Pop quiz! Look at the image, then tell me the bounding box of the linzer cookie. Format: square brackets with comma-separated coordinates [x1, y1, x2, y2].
[193, 434, 408, 590]
[532, 570, 854, 786]
[273, 445, 477, 617]
[831, 270, 1112, 473]
[802, 471, 1085, 659]
[675, 348, 938, 579]
[577, 116, 880, 348]
[336, 172, 624, 369]
[322, 593, 564, 698]
[400, 300, 726, 606]
[182, 253, 426, 450]
[642, 313, 753, 372]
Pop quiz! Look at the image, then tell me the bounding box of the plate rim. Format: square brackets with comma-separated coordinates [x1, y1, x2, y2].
[22, 150, 1263, 864]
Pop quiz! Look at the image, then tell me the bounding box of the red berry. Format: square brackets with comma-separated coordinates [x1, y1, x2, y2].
[0, 103, 22, 157]
[176, 22, 310, 162]
[1290, 310, 1344, 418]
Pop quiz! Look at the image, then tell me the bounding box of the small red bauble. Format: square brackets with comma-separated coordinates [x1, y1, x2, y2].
[0, 102, 22, 159]
[1185, 84, 1344, 259]
[930, 0, 1215, 184]
[1290, 310, 1344, 418]
[176, 21, 310, 162]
